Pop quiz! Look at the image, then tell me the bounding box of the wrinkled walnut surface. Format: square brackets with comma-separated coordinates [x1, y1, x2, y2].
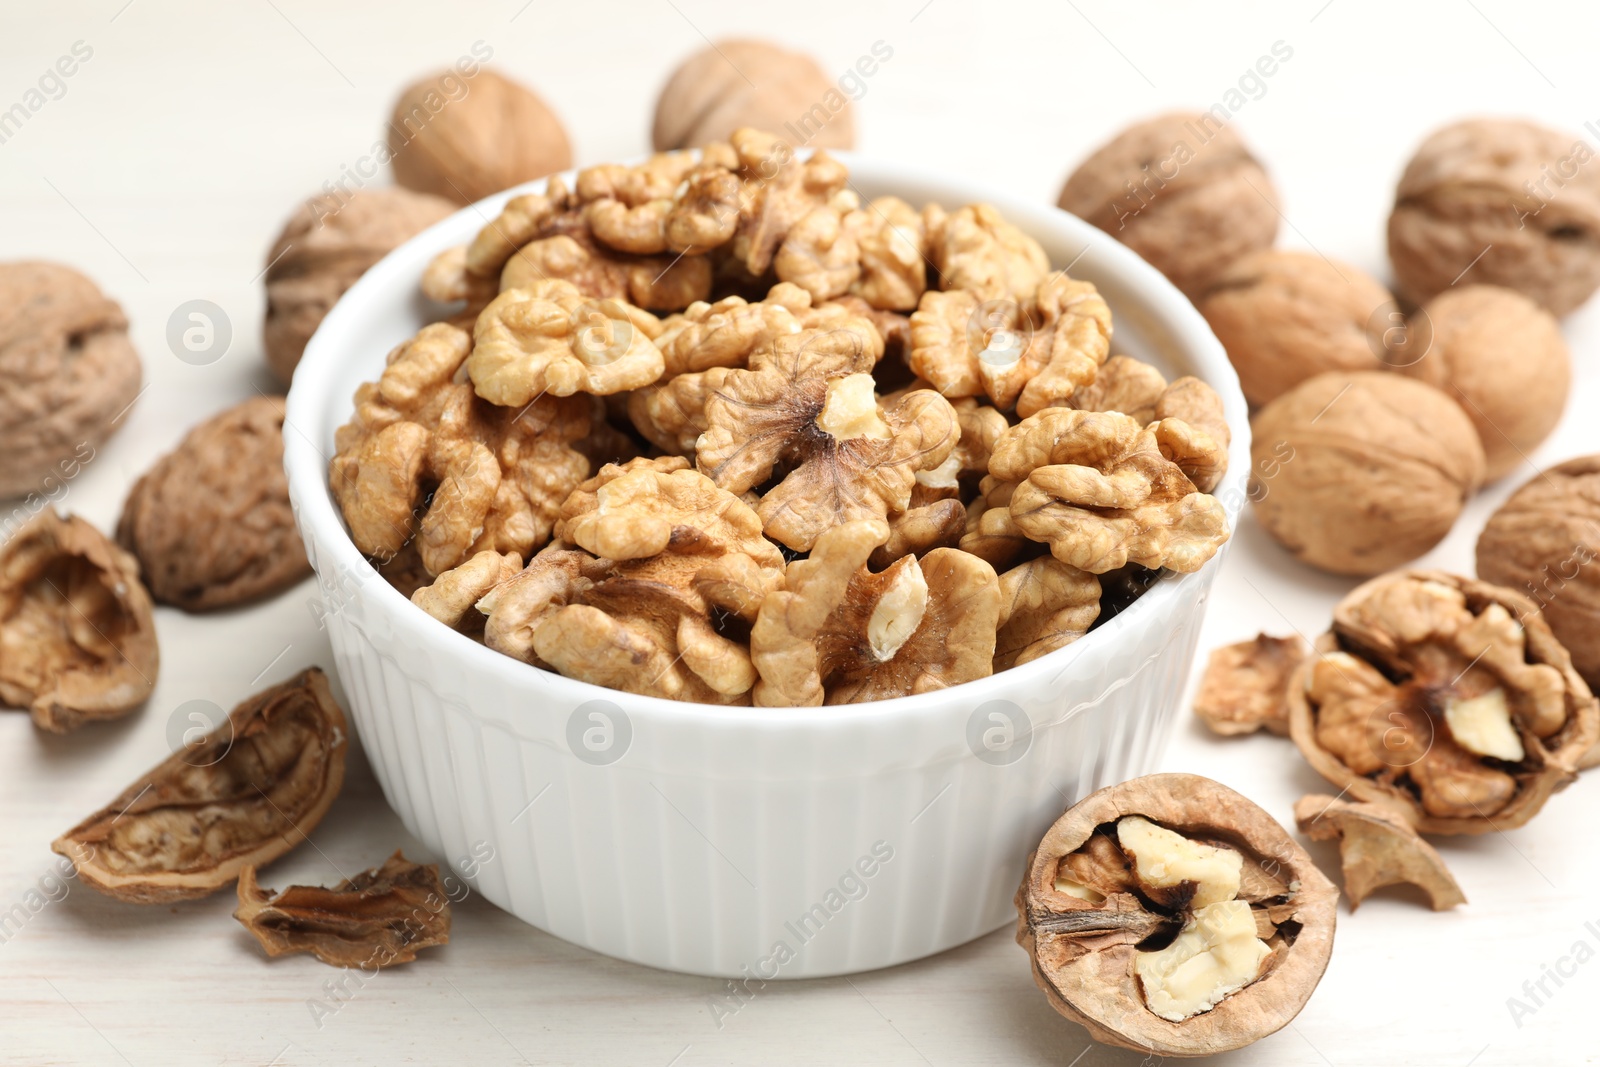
[118, 396, 310, 611]
[389, 69, 571, 205]
[652, 40, 854, 151]
[1057, 113, 1280, 300]
[1016, 773, 1337, 1058]
[0, 261, 142, 498]
[53, 668, 348, 903]
[1193, 633, 1308, 737]
[1249, 372, 1483, 576]
[1287, 571, 1598, 835]
[1388, 117, 1600, 316]
[235, 851, 450, 966]
[264, 187, 455, 383]
[1401, 285, 1569, 481]
[1294, 794, 1465, 911]
[0, 510, 158, 732]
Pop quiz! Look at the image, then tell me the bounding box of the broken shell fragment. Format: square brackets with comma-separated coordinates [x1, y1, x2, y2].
[1294, 794, 1465, 912]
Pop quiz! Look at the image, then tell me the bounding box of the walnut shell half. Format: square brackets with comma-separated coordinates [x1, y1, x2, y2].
[0, 510, 158, 732]
[118, 396, 310, 611]
[1287, 571, 1598, 835]
[1016, 773, 1337, 1058]
[53, 668, 348, 903]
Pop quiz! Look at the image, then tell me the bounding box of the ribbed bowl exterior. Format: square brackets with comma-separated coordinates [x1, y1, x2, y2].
[286, 153, 1249, 978]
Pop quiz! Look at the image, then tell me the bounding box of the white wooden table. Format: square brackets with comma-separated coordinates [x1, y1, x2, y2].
[3, 2, 1598, 1063]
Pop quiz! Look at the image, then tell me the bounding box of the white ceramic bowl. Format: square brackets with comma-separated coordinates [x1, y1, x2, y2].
[284, 155, 1249, 979]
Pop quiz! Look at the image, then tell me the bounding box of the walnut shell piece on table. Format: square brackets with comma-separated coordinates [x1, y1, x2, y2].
[1476, 456, 1600, 706]
[263, 187, 456, 383]
[1197, 250, 1392, 408]
[1057, 112, 1280, 300]
[1248, 372, 1484, 576]
[0, 510, 158, 733]
[117, 395, 310, 611]
[1287, 571, 1598, 835]
[1193, 634, 1309, 737]
[1016, 773, 1337, 1058]
[388, 68, 572, 205]
[1294, 794, 1465, 911]
[1387, 117, 1600, 316]
[1400, 285, 1570, 481]
[53, 668, 348, 903]
[0, 261, 142, 498]
[234, 851, 450, 967]
[652, 40, 855, 152]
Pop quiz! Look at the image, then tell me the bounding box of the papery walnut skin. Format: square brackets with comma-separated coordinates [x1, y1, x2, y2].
[53, 668, 348, 903]
[1294, 794, 1465, 911]
[388, 69, 572, 205]
[0, 510, 158, 732]
[1287, 571, 1599, 835]
[1401, 285, 1569, 481]
[1198, 250, 1391, 408]
[1477, 456, 1600, 707]
[0, 261, 141, 498]
[1058, 113, 1281, 300]
[118, 396, 311, 611]
[1388, 117, 1600, 316]
[1249, 372, 1484, 576]
[1193, 634, 1308, 737]
[652, 40, 854, 152]
[1016, 774, 1337, 1058]
[235, 851, 450, 967]
[263, 187, 455, 383]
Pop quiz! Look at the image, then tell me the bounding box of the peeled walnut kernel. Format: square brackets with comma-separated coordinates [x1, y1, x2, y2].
[1401, 285, 1569, 481]
[1294, 794, 1465, 912]
[1017, 774, 1337, 1057]
[1477, 456, 1600, 695]
[117, 396, 310, 611]
[0, 510, 158, 732]
[1288, 571, 1599, 834]
[235, 851, 450, 967]
[993, 556, 1101, 671]
[1198, 250, 1391, 408]
[0, 261, 142, 498]
[1388, 117, 1600, 316]
[928, 203, 1050, 304]
[389, 68, 572, 205]
[1249, 372, 1483, 576]
[1057, 113, 1280, 300]
[652, 40, 854, 152]
[263, 188, 455, 382]
[1193, 634, 1309, 737]
[53, 668, 348, 902]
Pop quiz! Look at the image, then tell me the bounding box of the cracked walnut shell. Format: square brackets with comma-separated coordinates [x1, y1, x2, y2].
[1249, 372, 1483, 576]
[0, 261, 142, 498]
[0, 510, 158, 733]
[388, 68, 572, 205]
[1294, 794, 1465, 911]
[53, 668, 348, 903]
[235, 851, 450, 967]
[117, 396, 310, 611]
[1388, 117, 1600, 316]
[1017, 773, 1337, 1057]
[652, 40, 854, 152]
[1057, 113, 1280, 300]
[1287, 571, 1598, 834]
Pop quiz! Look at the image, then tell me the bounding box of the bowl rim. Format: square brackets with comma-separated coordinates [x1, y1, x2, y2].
[284, 149, 1248, 729]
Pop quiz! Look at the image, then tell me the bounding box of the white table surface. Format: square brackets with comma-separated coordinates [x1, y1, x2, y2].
[3, 2, 1599, 1064]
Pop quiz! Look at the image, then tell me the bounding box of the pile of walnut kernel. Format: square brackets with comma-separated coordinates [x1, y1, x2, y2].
[329, 128, 1234, 706]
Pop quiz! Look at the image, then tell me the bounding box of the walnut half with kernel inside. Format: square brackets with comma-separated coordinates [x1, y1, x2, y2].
[1017, 773, 1336, 1058]
[1287, 570, 1599, 835]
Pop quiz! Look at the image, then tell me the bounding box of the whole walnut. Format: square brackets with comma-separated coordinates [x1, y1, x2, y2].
[1401, 285, 1569, 481]
[263, 187, 455, 383]
[1477, 457, 1600, 690]
[388, 69, 572, 205]
[652, 40, 854, 152]
[0, 262, 142, 499]
[1056, 112, 1280, 300]
[1388, 117, 1600, 316]
[1199, 250, 1391, 407]
[1250, 372, 1484, 576]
